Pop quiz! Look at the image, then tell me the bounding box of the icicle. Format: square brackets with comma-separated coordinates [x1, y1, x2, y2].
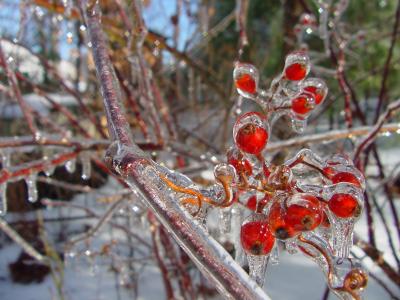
[269, 245, 279, 265]
[231, 205, 246, 265]
[291, 118, 307, 133]
[65, 158, 76, 173]
[219, 207, 232, 235]
[80, 152, 92, 180]
[0, 184, 7, 215]
[285, 239, 298, 254]
[26, 174, 38, 203]
[247, 254, 268, 287]
[322, 183, 364, 258]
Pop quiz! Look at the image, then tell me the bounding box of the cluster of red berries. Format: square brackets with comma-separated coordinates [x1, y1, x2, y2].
[234, 51, 328, 132]
[230, 52, 365, 265]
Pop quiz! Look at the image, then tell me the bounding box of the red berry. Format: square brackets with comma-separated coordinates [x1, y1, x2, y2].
[285, 194, 322, 231]
[246, 195, 257, 211]
[329, 193, 360, 218]
[228, 157, 253, 176]
[291, 94, 313, 115]
[285, 63, 307, 81]
[331, 172, 361, 188]
[240, 220, 275, 255]
[235, 123, 268, 154]
[304, 86, 324, 105]
[235, 73, 256, 95]
[267, 202, 298, 240]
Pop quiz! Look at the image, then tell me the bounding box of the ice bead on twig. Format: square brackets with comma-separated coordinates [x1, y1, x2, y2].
[26, 174, 38, 203]
[80, 152, 92, 180]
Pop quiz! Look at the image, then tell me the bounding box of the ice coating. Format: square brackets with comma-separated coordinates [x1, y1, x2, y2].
[26, 173, 38, 203]
[233, 63, 259, 99]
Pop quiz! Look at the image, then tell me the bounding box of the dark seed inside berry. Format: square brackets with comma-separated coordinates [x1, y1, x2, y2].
[250, 242, 263, 255]
[275, 227, 290, 240]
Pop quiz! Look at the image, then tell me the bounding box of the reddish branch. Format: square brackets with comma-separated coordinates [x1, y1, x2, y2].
[0, 44, 39, 138]
[354, 235, 400, 287]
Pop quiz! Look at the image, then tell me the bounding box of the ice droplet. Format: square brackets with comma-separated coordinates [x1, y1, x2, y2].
[219, 207, 232, 235]
[26, 174, 38, 203]
[80, 152, 91, 180]
[231, 205, 246, 265]
[291, 118, 307, 133]
[269, 246, 280, 265]
[65, 158, 76, 173]
[0, 184, 8, 215]
[247, 254, 268, 286]
[0, 149, 11, 168]
[285, 239, 298, 254]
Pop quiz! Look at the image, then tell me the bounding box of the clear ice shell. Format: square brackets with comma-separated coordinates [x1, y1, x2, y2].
[214, 163, 237, 184]
[247, 254, 269, 287]
[233, 63, 259, 99]
[290, 117, 307, 133]
[269, 245, 280, 265]
[301, 77, 328, 105]
[283, 51, 311, 80]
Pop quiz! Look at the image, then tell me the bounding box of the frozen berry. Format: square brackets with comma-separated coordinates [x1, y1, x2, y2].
[291, 93, 315, 115]
[285, 63, 307, 81]
[233, 63, 259, 98]
[235, 73, 256, 95]
[331, 172, 361, 188]
[267, 202, 298, 240]
[240, 220, 275, 255]
[329, 193, 360, 218]
[235, 123, 268, 154]
[285, 194, 322, 231]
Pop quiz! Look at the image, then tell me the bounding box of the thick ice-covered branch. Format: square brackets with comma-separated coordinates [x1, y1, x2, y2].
[79, 1, 270, 299]
[266, 123, 400, 152]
